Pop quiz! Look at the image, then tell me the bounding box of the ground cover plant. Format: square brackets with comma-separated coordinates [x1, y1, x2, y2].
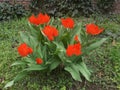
[0, 15, 120, 90]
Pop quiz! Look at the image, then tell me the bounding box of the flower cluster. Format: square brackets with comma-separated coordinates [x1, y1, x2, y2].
[17, 43, 33, 57]
[36, 58, 43, 64]
[61, 17, 74, 29]
[42, 25, 59, 41]
[74, 35, 79, 42]
[18, 13, 104, 64]
[86, 23, 104, 35]
[66, 43, 82, 56]
[5, 12, 107, 88]
[17, 43, 43, 64]
[28, 13, 50, 25]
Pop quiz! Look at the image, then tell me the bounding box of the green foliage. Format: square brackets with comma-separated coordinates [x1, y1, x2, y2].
[97, 0, 115, 14]
[0, 2, 29, 21]
[65, 62, 91, 81]
[0, 19, 73, 90]
[0, 18, 30, 88]
[30, 0, 115, 17]
[109, 44, 120, 89]
[0, 15, 120, 89]
[4, 16, 107, 88]
[82, 15, 120, 89]
[30, 0, 94, 17]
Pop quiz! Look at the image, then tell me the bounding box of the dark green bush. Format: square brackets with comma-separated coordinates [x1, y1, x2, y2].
[97, 0, 115, 14]
[30, 0, 94, 17]
[0, 1, 29, 21]
[30, 0, 115, 17]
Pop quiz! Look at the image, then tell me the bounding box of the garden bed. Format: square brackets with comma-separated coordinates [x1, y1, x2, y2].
[0, 15, 120, 90]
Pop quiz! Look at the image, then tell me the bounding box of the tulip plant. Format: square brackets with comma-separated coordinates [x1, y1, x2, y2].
[5, 13, 107, 88]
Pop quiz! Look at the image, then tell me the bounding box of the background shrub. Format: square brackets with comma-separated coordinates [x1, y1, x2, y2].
[0, 1, 29, 21]
[30, 0, 94, 17]
[30, 0, 115, 17]
[97, 0, 115, 14]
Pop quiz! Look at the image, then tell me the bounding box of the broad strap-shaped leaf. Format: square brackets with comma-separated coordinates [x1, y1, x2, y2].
[28, 22, 39, 36]
[11, 61, 26, 66]
[14, 71, 28, 82]
[72, 23, 82, 36]
[24, 57, 35, 64]
[28, 22, 44, 42]
[48, 17, 54, 25]
[42, 45, 47, 62]
[29, 35, 38, 51]
[65, 64, 82, 81]
[53, 41, 66, 62]
[56, 24, 64, 40]
[53, 41, 66, 52]
[24, 64, 47, 71]
[4, 80, 14, 88]
[36, 43, 43, 58]
[20, 32, 29, 45]
[70, 23, 82, 44]
[77, 62, 91, 81]
[49, 59, 61, 71]
[4, 71, 28, 88]
[83, 38, 107, 55]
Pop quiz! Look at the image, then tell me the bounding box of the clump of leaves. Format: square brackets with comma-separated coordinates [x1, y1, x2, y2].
[4, 13, 107, 88]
